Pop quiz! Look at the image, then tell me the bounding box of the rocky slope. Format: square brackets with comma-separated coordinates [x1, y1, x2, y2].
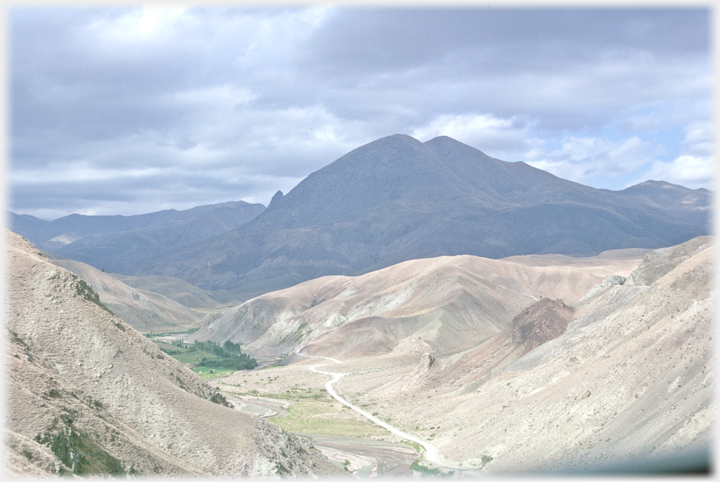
[138, 135, 710, 298]
[334, 236, 713, 474]
[111, 273, 242, 310]
[48, 255, 207, 334]
[5, 231, 343, 477]
[189, 247, 644, 359]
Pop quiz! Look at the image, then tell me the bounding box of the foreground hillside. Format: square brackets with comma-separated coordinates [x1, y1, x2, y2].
[139, 135, 710, 298]
[5, 231, 342, 477]
[335, 236, 714, 473]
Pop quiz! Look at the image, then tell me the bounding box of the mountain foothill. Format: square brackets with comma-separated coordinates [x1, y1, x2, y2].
[6, 134, 713, 476]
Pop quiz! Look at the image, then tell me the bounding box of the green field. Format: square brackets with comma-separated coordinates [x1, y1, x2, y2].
[155, 339, 257, 380]
[269, 400, 388, 437]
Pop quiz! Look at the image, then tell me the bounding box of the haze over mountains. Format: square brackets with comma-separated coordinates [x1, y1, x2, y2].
[138, 135, 711, 298]
[9, 200, 264, 275]
[9, 135, 710, 301]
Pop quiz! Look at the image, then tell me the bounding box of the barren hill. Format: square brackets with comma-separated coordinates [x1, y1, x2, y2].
[48, 256, 207, 333]
[110, 273, 241, 310]
[138, 135, 710, 299]
[333, 236, 713, 474]
[189, 247, 644, 359]
[5, 231, 342, 477]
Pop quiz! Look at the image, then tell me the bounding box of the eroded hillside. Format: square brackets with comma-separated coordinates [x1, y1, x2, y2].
[5, 231, 343, 477]
[209, 237, 712, 475]
[190, 248, 644, 359]
[334, 237, 713, 473]
[50, 256, 207, 333]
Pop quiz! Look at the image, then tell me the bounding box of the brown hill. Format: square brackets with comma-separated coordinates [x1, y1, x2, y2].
[190, 248, 644, 359]
[334, 237, 713, 474]
[111, 273, 242, 310]
[49, 256, 206, 333]
[5, 231, 343, 477]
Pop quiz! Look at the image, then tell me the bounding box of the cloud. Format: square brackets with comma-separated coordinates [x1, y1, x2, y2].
[525, 136, 661, 185]
[412, 113, 532, 158]
[639, 156, 714, 190]
[8, 6, 712, 218]
[628, 121, 714, 190]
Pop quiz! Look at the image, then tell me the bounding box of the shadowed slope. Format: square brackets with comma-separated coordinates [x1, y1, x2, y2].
[8, 200, 265, 274]
[139, 135, 709, 298]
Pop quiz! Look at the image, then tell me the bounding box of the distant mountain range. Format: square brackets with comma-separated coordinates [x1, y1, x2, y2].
[135, 135, 711, 298]
[9, 200, 265, 275]
[9, 135, 711, 299]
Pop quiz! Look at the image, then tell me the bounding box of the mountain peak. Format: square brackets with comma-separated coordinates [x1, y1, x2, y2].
[268, 190, 284, 210]
[424, 135, 459, 144]
[137, 134, 711, 297]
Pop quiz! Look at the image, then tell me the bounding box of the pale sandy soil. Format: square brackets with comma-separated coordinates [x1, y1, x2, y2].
[210, 362, 432, 477]
[5, 231, 345, 477]
[333, 240, 714, 474]
[204, 238, 712, 475]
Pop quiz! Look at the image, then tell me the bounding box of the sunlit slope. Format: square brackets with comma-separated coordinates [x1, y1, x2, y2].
[337, 236, 713, 474]
[49, 256, 206, 333]
[111, 273, 242, 309]
[190, 248, 644, 358]
[5, 231, 343, 477]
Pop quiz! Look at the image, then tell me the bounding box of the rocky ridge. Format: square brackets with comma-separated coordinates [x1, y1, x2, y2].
[5, 231, 343, 477]
[9, 200, 265, 275]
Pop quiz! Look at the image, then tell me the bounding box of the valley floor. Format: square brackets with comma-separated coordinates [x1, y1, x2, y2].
[150, 238, 714, 477]
[209, 358, 429, 477]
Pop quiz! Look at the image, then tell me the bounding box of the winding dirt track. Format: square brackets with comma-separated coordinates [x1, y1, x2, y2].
[296, 351, 482, 475]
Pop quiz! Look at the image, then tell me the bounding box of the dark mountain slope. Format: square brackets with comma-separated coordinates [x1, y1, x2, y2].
[617, 180, 711, 226]
[8, 201, 265, 274]
[138, 135, 710, 298]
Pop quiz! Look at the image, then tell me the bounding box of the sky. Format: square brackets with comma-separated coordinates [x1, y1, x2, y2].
[7, 5, 714, 220]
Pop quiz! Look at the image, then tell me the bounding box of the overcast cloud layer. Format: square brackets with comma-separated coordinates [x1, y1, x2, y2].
[9, 6, 713, 219]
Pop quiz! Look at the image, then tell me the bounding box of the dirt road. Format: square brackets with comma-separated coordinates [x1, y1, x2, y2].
[296, 351, 484, 475]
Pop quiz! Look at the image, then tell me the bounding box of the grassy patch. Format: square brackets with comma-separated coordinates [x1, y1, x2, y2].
[410, 459, 442, 477]
[269, 400, 387, 437]
[193, 367, 237, 380]
[36, 424, 124, 475]
[222, 384, 329, 401]
[144, 327, 200, 338]
[403, 440, 424, 455]
[153, 339, 257, 377]
[74, 278, 114, 315]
